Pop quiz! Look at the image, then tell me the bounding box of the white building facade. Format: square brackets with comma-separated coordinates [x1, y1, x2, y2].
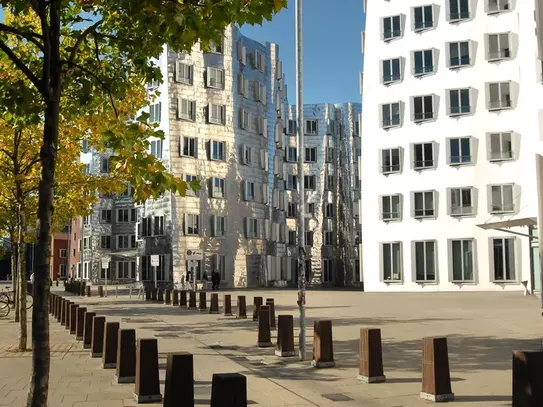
[360, 0, 543, 292]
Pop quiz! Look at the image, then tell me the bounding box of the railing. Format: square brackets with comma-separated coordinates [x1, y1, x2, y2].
[383, 30, 402, 40]
[449, 11, 470, 20]
[413, 112, 434, 122]
[451, 205, 474, 216]
[414, 20, 433, 30]
[382, 116, 401, 128]
[450, 155, 472, 164]
[382, 211, 401, 221]
[382, 164, 401, 173]
[383, 74, 401, 83]
[413, 159, 434, 169]
[490, 151, 514, 161]
[414, 209, 435, 218]
[450, 105, 471, 115]
[491, 204, 514, 213]
[488, 98, 512, 110]
[414, 66, 434, 75]
[488, 2, 509, 13]
[449, 56, 471, 67]
[488, 49, 511, 60]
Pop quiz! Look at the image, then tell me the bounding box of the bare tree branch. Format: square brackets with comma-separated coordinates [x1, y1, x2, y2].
[0, 40, 45, 95]
[0, 23, 44, 51]
[67, 20, 102, 67]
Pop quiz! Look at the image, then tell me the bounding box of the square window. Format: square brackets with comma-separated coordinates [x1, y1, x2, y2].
[211, 141, 226, 161]
[286, 174, 297, 190]
[209, 40, 223, 54]
[487, 82, 512, 110]
[413, 49, 435, 76]
[382, 15, 402, 40]
[449, 187, 474, 216]
[176, 62, 193, 85]
[181, 137, 198, 158]
[414, 240, 437, 282]
[287, 203, 297, 218]
[413, 5, 434, 31]
[211, 177, 226, 198]
[451, 239, 475, 282]
[100, 235, 111, 249]
[448, 41, 471, 68]
[382, 58, 401, 84]
[490, 184, 515, 213]
[381, 148, 401, 174]
[185, 175, 198, 196]
[325, 147, 335, 163]
[448, 0, 470, 21]
[448, 137, 472, 165]
[413, 142, 435, 169]
[244, 181, 255, 201]
[206, 67, 224, 89]
[238, 74, 249, 96]
[324, 203, 334, 218]
[117, 209, 129, 223]
[448, 88, 472, 115]
[178, 98, 196, 121]
[150, 140, 163, 159]
[305, 120, 318, 135]
[253, 50, 265, 72]
[208, 104, 226, 125]
[381, 103, 401, 128]
[487, 33, 511, 61]
[324, 231, 334, 246]
[381, 194, 402, 221]
[288, 230, 297, 245]
[101, 157, 110, 173]
[305, 147, 317, 163]
[149, 103, 161, 123]
[413, 190, 436, 218]
[304, 175, 316, 190]
[305, 231, 314, 246]
[246, 218, 258, 238]
[381, 242, 402, 281]
[101, 209, 112, 223]
[287, 147, 297, 162]
[412, 95, 435, 122]
[492, 237, 516, 281]
[323, 259, 333, 282]
[489, 132, 514, 161]
[238, 109, 249, 130]
[185, 214, 200, 236]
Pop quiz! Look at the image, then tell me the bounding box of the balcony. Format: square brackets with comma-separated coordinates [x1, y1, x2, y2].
[413, 112, 434, 123]
[414, 20, 434, 31]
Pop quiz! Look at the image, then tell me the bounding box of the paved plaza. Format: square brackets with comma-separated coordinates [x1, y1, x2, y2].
[0, 287, 542, 407]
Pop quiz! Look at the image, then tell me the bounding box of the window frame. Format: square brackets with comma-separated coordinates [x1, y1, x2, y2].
[447, 88, 472, 116]
[382, 15, 403, 41]
[210, 140, 226, 161]
[181, 136, 198, 158]
[381, 57, 402, 84]
[412, 49, 435, 76]
[487, 81, 513, 111]
[488, 132, 514, 162]
[185, 213, 200, 236]
[448, 187, 474, 216]
[381, 194, 402, 222]
[305, 119, 318, 135]
[206, 67, 225, 89]
[412, 94, 436, 122]
[381, 102, 402, 129]
[486, 0, 510, 15]
[447, 41, 472, 68]
[449, 238, 476, 283]
[412, 190, 436, 219]
[211, 177, 226, 198]
[413, 5, 435, 32]
[304, 147, 317, 163]
[491, 237, 517, 282]
[448, 0, 471, 22]
[447, 137, 473, 166]
[380, 241, 403, 283]
[489, 183, 515, 214]
[381, 148, 402, 174]
[212, 215, 226, 237]
[486, 32, 512, 62]
[412, 142, 436, 170]
[412, 240, 438, 283]
[208, 104, 226, 125]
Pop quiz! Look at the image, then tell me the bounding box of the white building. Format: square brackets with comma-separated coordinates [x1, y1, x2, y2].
[360, 0, 543, 292]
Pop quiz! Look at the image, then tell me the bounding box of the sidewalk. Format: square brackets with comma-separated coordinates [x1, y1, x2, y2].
[1, 288, 541, 406]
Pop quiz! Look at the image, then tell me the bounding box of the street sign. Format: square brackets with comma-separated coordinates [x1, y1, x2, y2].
[150, 255, 160, 267]
[186, 249, 203, 261]
[101, 257, 110, 269]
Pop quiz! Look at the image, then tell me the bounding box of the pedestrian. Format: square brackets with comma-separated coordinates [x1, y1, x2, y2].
[212, 269, 220, 290]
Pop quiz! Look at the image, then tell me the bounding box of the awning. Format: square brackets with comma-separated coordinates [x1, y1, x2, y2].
[476, 217, 537, 239]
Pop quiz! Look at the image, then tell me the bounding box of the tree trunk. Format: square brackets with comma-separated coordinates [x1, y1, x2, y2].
[27, 3, 62, 405]
[16, 183, 28, 351]
[12, 240, 19, 323]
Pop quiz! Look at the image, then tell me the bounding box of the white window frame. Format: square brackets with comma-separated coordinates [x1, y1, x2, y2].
[412, 49, 435, 76]
[382, 58, 401, 84]
[449, 239, 476, 282]
[117, 235, 130, 249]
[381, 242, 403, 282]
[59, 249, 67, 258]
[150, 139, 163, 159]
[413, 5, 435, 32]
[286, 147, 297, 163]
[238, 109, 249, 130]
[382, 15, 402, 41]
[304, 147, 317, 163]
[487, 82, 513, 111]
[237, 40, 247, 65]
[208, 104, 226, 125]
[178, 98, 196, 121]
[413, 240, 437, 282]
[449, 187, 474, 216]
[286, 174, 297, 190]
[381, 102, 401, 129]
[206, 67, 224, 89]
[185, 175, 198, 196]
[304, 175, 316, 190]
[305, 119, 318, 135]
[212, 215, 226, 237]
[238, 74, 249, 97]
[447, 41, 471, 68]
[246, 218, 258, 238]
[447, 88, 472, 116]
[176, 62, 193, 85]
[211, 177, 226, 198]
[101, 157, 110, 173]
[209, 39, 223, 54]
[253, 50, 265, 72]
[244, 180, 255, 201]
[412, 142, 435, 170]
[210, 140, 226, 161]
[185, 213, 200, 236]
[59, 264, 67, 278]
[381, 148, 401, 174]
[489, 184, 515, 213]
[448, 0, 471, 21]
[413, 190, 436, 219]
[381, 194, 402, 221]
[412, 94, 435, 122]
[486, 32, 512, 61]
[180, 136, 198, 158]
[447, 137, 473, 165]
[491, 237, 517, 282]
[489, 132, 514, 161]
[149, 102, 161, 123]
[242, 144, 252, 165]
[486, 0, 510, 14]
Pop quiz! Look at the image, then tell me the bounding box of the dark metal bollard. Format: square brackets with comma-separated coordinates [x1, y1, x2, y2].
[358, 328, 386, 383]
[257, 306, 272, 348]
[180, 290, 187, 307]
[115, 329, 136, 384]
[172, 290, 179, 306]
[69, 303, 79, 335]
[210, 373, 247, 407]
[76, 307, 87, 340]
[275, 315, 295, 357]
[265, 298, 276, 330]
[224, 294, 232, 316]
[210, 293, 219, 314]
[83, 312, 96, 349]
[252, 296, 263, 321]
[312, 320, 335, 368]
[163, 352, 194, 407]
[237, 295, 247, 319]
[199, 292, 207, 312]
[90, 316, 106, 358]
[134, 338, 162, 403]
[102, 322, 120, 369]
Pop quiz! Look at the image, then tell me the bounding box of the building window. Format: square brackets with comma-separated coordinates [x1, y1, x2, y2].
[382, 58, 401, 84]
[487, 82, 512, 110]
[287, 147, 297, 162]
[142, 215, 165, 236]
[238, 74, 249, 97]
[413, 190, 435, 218]
[325, 173, 334, 190]
[288, 230, 297, 245]
[59, 264, 67, 278]
[382, 242, 402, 282]
[253, 50, 265, 71]
[209, 40, 223, 54]
[382, 15, 402, 40]
[325, 147, 335, 163]
[381, 194, 401, 221]
[304, 147, 317, 163]
[178, 98, 196, 121]
[181, 137, 198, 158]
[492, 238, 516, 281]
[100, 157, 110, 173]
[448, 0, 470, 21]
[381, 148, 401, 174]
[487, 0, 510, 14]
[305, 120, 318, 135]
[212, 254, 226, 280]
[185, 214, 200, 236]
[413, 5, 434, 31]
[447, 88, 471, 116]
[246, 218, 258, 238]
[176, 62, 193, 85]
[117, 209, 130, 223]
[489, 132, 513, 161]
[287, 203, 297, 218]
[238, 109, 249, 130]
[324, 231, 334, 246]
[184, 175, 198, 196]
[210, 140, 226, 161]
[307, 203, 315, 216]
[141, 255, 165, 281]
[286, 174, 297, 190]
[149, 103, 161, 123]
[490, 184, 514, 213]
[81, 139, 89, 153]
[448, 41, 471, 68]
[59, 249, 67, 258]
[206, 67, 224, 89]
[212, 216, 226, 237]
[83, 237, 89, 250]
[323, 259, 333, 282]
[254, 81, 266, 103]
[413, 49, 435, 76]
[449, 187, 474, 216]
[414, 241, 437, 282]
[287, 120, 296, 135]
[83, 164, 90, 174]
[413, 142, 435, 169]
[451, 239, 474, 282]
[117, 261, 136, 279]
[381, 102, 401, 128]
[100, 235, 111, 249]
[412, 95, 435, 122]
[211, 177, 226, 198]
[324, 203, 334, 218]
[487, 33, 511, 61]
[304, 175, 316, 190]
[150, 140, 163, 159]
[244, 181, 255, 201]
[305, 231, 314, 246]
[117, 235, 130, 249]
[448, 137, 472, 165]
[208, 104, 226, 125]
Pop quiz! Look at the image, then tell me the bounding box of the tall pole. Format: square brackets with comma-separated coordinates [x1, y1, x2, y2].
[535, 154, 543, 313]
[295, 0, 307, 361]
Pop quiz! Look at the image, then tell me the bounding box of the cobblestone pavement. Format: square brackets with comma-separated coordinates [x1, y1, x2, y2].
[0, 286, 541, 406]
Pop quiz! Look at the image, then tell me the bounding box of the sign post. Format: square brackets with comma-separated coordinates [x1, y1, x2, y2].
[151, 255, 160, 289]
[186, 250, 203, 292]
[101, 257, 110, 297]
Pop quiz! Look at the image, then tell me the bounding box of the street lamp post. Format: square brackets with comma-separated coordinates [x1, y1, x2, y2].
[295, 0, 307, 361]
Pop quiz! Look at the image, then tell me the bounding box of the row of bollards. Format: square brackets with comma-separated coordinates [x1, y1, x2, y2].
[49, 292, 249, 406]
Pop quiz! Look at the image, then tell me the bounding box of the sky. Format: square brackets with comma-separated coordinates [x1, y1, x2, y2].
[242, 0, 365, 105]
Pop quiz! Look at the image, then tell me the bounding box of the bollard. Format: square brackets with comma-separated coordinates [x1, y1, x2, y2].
[83, 312, 96, 349]
[80, 282, 86, 296]
[237, 295, 247, 319]
[76, 307, 87, 340]
[145, 287, 151, 301]
[90, 316, 106, 358]
[358, 328, 386, 383]
[115, 329, 136, 384]
[312, 320, 335, 368]
[199, 292, 207, 312]
[60, 300, 67, 326]
[275, 315, 296, 357]
[224, 294, 232, 316]
[69, 303, 79, 335]
[257, 306, 273, 348]
[157, 288, 164, 303]
[53, 296, 59, 319]
[164, 289, 171, 305]
[163, 352, 194, 407]
[189, 291, 197, 309]
[86, 285, 91, 297]
[512, 350, 543, 406]
[172, 290, 179, 306]
[420, 337, 454, 402]
[180, 290, 187, 307]
[210, 293, 219, 314]
[210, 373, 247, 407]
[64, 301, 72, 330]
[134, 338, 162, 403]
[151, 288, 157, 301]
[102, 322, 120, 369]
[98, 285, 104, 297]
[252, 296, 263, 321]
[265, 298, 276, 330]
[48, 293, 53, 311]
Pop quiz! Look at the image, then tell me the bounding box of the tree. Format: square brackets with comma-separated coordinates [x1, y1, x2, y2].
[0, 1, 286, 405]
